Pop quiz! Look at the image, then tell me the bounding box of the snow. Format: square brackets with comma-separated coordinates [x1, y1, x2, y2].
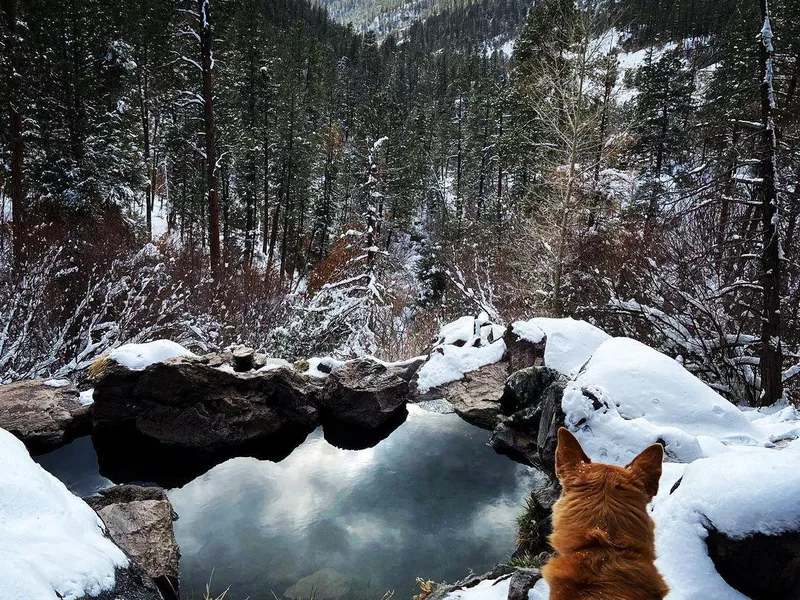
[257, 357, 294, 372]
[0, 428, 127, 600]
[445, 576, 512, 600]
[79, 389, 95, 406]
[512, 317, 611, 377]
[415, 316, 508, 393]
[416, 340, 506, 394]
[652, 445, 800, 599]
[576, 338, 758, 443]
[44, 379, 72, 388]
[305, 356, 346, 379]
[552, 327, 800, 599]
[107, 339, 198, 370]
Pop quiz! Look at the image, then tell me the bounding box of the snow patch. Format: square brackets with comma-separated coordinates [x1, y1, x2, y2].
[0, 428, 127, 600]
[43, 379, 72, 388]
[512, 317, 611, 377]
[78, 389, 95, 407]
[108, 340, 198, 370]
[416, 339, 506, 394]
[445, 576, 512, 600]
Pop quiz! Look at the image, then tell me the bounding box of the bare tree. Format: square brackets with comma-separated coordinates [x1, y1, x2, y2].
[757, 0, 783, 405]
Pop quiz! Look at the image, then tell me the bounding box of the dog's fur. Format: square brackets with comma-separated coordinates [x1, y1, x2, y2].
[542, 428, 669, 600]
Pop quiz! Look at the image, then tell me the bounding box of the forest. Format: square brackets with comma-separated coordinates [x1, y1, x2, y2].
[1, 0, 799, 408]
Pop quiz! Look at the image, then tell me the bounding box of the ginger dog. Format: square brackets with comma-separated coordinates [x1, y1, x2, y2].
[542, 428, 669, 600]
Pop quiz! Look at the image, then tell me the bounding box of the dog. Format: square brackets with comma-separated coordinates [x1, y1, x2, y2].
[542, 428, 669, 600]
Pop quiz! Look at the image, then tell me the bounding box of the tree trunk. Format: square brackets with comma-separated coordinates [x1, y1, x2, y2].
[199, 0, 221, 276]
[757, 1, 783, 406]
[2, 0, 24, 263]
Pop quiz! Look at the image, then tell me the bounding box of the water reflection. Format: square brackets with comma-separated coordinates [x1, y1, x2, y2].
[34, 435, 112, 497]
[170, 406, 539, 600]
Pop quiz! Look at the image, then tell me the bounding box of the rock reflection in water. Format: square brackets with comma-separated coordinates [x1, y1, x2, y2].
[169, 406, 541, 599]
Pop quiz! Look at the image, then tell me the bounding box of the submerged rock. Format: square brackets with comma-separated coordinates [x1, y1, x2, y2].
[284, 568, 352, 600]
[320, 358, 410, 429]
[0, 379, 92, 454]
[86, 485, 180, 600]
[707, 527, 800, 600]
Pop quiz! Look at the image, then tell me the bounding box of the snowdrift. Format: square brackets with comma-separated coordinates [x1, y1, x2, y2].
[0, 428, 128, 600]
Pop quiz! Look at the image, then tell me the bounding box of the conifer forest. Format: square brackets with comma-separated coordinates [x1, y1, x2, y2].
[2, 0, 800, 408]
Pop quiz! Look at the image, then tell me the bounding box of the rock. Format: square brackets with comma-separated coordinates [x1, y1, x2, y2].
[503, 326, 546, 373]
[386, 356, 427, 382]
[507, 568, 543, 600]
[441, 362, 508, 429]
[501, 366, 561, 414]
[320, 358, 409, 429]
[87, 485, 180, 600]
[198, 352, 232, 368]
[706, 527, 800, 600]
[0, 379, 93, 454]
[232, 346, 255, 371]
[253, 353, 268, 369]
[491, 380, 566, 471]
[87, 562, 164, 600]
[92, 359, 319, 485]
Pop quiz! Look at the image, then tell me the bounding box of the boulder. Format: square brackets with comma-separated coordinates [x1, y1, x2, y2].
[507, 568, 544, 600]
[706, 528, 800, 600]
[0, 379, 92, 454]
[87, 485, 180, 600]
[92, 359, 319, 485]
[441, 362, 508, 429]
[503, 326, 546, 373]
[321, 358, 409, 429]
[501, 366, 561, 414]
[491, 379, 566, 471]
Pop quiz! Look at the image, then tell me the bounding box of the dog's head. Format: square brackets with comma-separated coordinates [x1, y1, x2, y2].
[550, 428, 664, 554]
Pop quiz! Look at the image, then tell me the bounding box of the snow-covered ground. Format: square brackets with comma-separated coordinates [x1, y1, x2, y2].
[0, 429, 127, 600]
[432, 316, 800, 600]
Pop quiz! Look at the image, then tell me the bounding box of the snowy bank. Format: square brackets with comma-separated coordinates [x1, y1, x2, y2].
[0, 427, 128, 600]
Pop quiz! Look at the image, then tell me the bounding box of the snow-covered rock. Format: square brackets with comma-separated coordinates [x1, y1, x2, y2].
[107, 340, 197, 370]
[653, 444, 800, 599]
[0, 427, 129, 600]
[417, 340, 507, 394]
[511, 317, 611, 377]
[576, 337, 758, 442]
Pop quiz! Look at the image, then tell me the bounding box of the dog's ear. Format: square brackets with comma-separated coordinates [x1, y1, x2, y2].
[626, 443, 664, 500]
[556, 428, 591, 483]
